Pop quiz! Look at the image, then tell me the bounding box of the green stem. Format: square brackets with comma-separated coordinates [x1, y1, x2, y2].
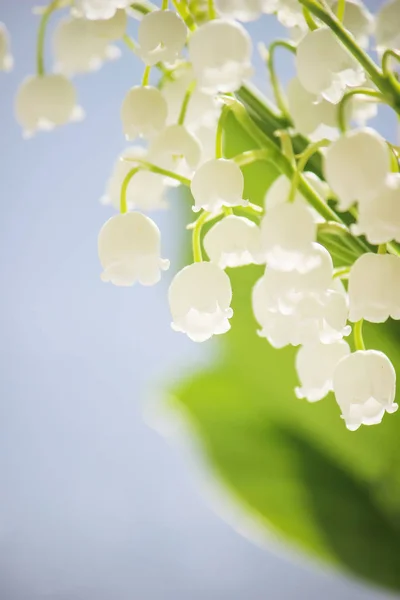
[215, 104, 231, 159]
[296, 139, 331, 171]
[122, 34, 137, 53]
[336, 0, 346, 21]
[36, 0, 60, 75]
[141, 65, 151, 86]
[162, 0, 168, 8]
[302, 7, 319, 30]
[208, 0, 217, 19]
[378, 243, 387, 255]
[333, 266, 350, 279]
[382, 50, 400, 94]
[171, 0, 196, 30]
[178, 81, 196, 125]
[123, 157, 192, 187]
[259, 41, 296, 121]
[337, 88, 385, 133]
[192, 212, 210, 262]
[353, 319, 366, 352]
[120, 167, 140, 213]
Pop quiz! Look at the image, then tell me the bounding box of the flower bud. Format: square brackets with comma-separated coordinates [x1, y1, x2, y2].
[188, 20, 253, 93]
[138, 10, 187, 66]
[121, 86, 168, 140]
[191, 159, 247, 213]
[333, 350, 398, 431]
[324, 128, 390, 210]
[0, 22, 13, 72]
[348, 253, 400, 323]
[168, 262, 233, 342]
[295, 340, 350, 402]
[98, 212, 169, 286]
[90, 9, 127, 40]
[15, 74, 83, 137]
[204, 216, 262, 268]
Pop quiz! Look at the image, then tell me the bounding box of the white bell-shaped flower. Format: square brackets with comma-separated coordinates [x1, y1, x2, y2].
[330, 0, 373, 49]
[204, 216, 262, 268]
[121, 86, 168, 140]
[287, 77, 338, 142]
[215, 0, 266, 21]
[15, 74, 83, 137]
[101, 147, 167, 212]
[333, 350, 398, 431]
[352, 173, 400, 244]
[90, 9, 127, 40]
[138, 10, 187, 66]
[324, 128, 390, 210]
[295, 340, 351, 402]
[0, 22, 13, 71]
[98, 212, 169, 286]
[188, 20, 253, 93]
[74, 0, 130, 20]
[53, 16, 119, 76]
[263, 0, 306, 29]
[375, 0, 400, 53]
[191, 159, 247, 213]
[348, 253, 400, 323]
[168, 262, 233, 342]
[149, 124, 202, 180]
[260, 201, 318, 273]
[296, 26, 364, 103]
[264, 172, 328, 223]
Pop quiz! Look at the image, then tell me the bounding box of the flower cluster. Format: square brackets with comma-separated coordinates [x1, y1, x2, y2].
[6, 0, 400, 430]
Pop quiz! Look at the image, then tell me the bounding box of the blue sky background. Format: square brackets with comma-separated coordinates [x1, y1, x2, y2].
[0, 1, 397, 598]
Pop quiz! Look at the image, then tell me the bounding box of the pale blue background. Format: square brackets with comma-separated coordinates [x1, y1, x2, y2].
[0, 1, 397, 599]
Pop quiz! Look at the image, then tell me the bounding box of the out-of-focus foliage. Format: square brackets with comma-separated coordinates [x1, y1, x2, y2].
[170, 115, 400, 591]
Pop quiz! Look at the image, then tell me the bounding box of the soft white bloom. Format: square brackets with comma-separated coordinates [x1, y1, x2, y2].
[121, 86, 168, 140]
[168, 262, 233, 342]
[348, 253, 400, 323]
[53, 16, 120, 76]
[296, 27, 364, 103]
[74, 0, 130, 20]
[330, 0, 373, 49]
[98, 212, 169, 286]
[15, 74, 83, 137]
[375, 0, 400, 53]
[0, 22, 13, 72]
[263, 0, 306, 29]
[188, 20, 253, 93]
[215, 0, 266, 21]
[149, 124, 202, 180]
[264, 172, 328, 223]
[101, 147, 167, 212]
[191, 159, 247, 213]
[260, 201, 318, 273]
[252, 276, 350, 348]
[138, 10, 187, 66]
[90, 9, 127, 40]
[287, 77, 338, 141]
[295, 340, 351, 402]
[333, 350, 398, 431]
[352, 173, 400, 244]
[324, 128, 390, 210]
[204, 216, 262, 268]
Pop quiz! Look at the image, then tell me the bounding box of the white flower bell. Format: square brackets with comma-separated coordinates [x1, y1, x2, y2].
[287, 77, 338, 142]
[263, 0, 306, 29]
[204, 216, 262, 268]
[15, 74, 83, 137]
[138, 10, 187, 66]
[150, 124, 202, 180]
[348, 253, 400, 323]
[90, 9, 127, 40]
[121, 86, 168, 140]
[295, 340, 350, 402]
[264, 172, 328, 223]
[168, 262, 233, 342]
[330, 0, 373, 49]
[74, 0, 130, 20]
[375, 0, 400, 53]
[0, 22, 13, 71]
[215, 0, 266, 21]
[98, 212, 169, 286]
[188, 20, 253, 93]
[296, 26, 364, 103]
[324, 128, 390, 210]
[352, 173, 400, 244]
[101, 147, 167, 212]
[191, 159, 247, 213]
[333, 350, 398, 431]
[260, 201, 318, 273]
[53, 16, 120, 76]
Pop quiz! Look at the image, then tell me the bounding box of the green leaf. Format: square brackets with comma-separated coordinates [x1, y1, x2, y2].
[168, 116, 400, 590]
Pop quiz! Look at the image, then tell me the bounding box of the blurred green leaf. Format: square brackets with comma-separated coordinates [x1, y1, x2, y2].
[170, 115, 400, 590]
